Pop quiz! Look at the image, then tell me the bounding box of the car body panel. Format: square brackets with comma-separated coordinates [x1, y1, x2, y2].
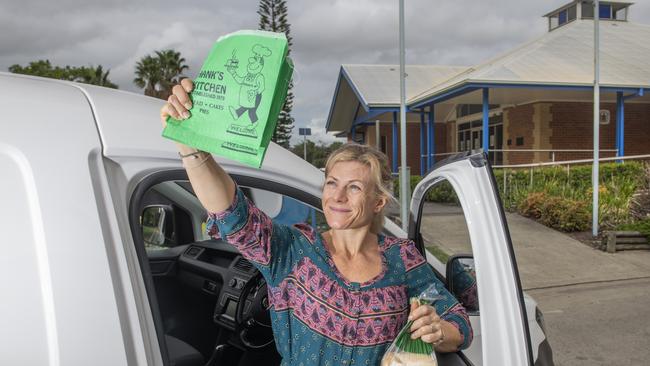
[0, 72, 549, 365]
[409, 154, 533, 366]
[0, 73, 132, 365]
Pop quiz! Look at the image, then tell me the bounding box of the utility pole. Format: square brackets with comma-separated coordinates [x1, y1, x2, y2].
[592, 0, 600, 237]
[398, 0, 409, 232]
[299, 128, 311, 161]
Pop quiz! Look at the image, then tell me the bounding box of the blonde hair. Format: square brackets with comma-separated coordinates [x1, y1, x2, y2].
[324, 143, 394, 233]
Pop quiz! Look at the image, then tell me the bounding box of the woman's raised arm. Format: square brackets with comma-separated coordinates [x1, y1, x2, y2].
[160, 78, 236, 212]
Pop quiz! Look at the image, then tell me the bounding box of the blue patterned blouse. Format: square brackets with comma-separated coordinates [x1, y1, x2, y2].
[207, 188, 472, 366]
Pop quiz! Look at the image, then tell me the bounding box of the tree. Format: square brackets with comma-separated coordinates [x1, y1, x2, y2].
[8, 60, 118, 88]
[73, 65, 118, 88]
[291, 140, 344, 168]
[134, 49, 188, 100]
[134, 55, 163, 98]
[258, 0, 294, 148]
[156, 50, 189, 100]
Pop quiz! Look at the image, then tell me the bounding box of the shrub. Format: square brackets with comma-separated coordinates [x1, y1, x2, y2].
[517, 192, 547, 219]
[393, 175, 423, 198]
[427, 180, 459, 204]
[497, 161, 647, 231]
[540, 196, 591, 232]
[518, 192, 590, 232]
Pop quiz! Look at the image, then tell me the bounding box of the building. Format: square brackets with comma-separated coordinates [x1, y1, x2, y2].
[325, 0, 650, 175]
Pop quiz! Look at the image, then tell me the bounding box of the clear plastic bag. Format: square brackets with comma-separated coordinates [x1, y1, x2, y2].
[381, 284, 443, 366]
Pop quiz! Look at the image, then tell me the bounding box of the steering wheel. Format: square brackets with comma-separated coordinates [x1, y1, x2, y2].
[234, 269, 275, 349]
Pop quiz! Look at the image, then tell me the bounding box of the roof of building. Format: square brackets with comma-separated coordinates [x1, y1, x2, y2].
[327, 17, 650, 133]
[409, 19, 650, 107]
[343, 64, 468, 107]
[326, 65, 467, 132]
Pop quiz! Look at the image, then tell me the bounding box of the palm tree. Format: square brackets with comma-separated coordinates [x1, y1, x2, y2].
[76, 65, 118, 88]
[134, 55, 163, 98]
[156, 49, 189, 99]
[134, 50, 189, 99]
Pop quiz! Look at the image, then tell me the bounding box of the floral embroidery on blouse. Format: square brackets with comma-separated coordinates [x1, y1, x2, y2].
[206, 187, 473, 365]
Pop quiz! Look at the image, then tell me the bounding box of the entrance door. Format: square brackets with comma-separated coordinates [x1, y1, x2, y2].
[488, 125, 503, 165]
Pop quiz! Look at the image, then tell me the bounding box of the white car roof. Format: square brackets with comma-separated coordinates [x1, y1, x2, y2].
[0, 72, 325, 192]
[0, 72, 405, 236]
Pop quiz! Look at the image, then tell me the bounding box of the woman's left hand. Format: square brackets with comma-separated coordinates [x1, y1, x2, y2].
[408, 302, 444, 344]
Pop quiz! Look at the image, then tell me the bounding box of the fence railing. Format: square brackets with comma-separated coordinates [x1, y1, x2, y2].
[433, 148, 620, 165]
[493, 153, 650, 202]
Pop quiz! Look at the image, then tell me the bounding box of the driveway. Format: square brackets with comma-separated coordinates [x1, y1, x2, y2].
[418, 202, 650, 289]
[419, 202, 650, 365]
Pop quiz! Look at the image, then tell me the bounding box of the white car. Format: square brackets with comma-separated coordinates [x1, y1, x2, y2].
[0, 72, 553, 366]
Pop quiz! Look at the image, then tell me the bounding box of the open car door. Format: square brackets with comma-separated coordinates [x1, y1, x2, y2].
[408, 152, 534, 366]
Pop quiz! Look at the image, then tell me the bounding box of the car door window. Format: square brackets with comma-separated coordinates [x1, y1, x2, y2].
[417, 179, 479, 313]
[197, 185, 329, 241]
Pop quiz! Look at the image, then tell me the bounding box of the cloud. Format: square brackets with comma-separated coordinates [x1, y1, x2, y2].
[2, 0, 649, 148]
[290, 116, 346, 146]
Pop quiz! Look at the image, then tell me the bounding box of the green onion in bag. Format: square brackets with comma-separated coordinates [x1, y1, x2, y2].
[381, 284, 443, 366]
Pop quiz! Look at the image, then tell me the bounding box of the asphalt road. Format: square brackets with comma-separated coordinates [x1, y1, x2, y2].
[417, 202, 650, 366]
[528, 278, 650, 366]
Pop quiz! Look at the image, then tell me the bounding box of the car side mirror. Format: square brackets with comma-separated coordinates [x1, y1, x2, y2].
[446, 254, 479, 314]
[141, 205, 175, 249]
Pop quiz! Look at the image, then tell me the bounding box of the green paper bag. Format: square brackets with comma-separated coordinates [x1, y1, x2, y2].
[163, 30, 294, 168]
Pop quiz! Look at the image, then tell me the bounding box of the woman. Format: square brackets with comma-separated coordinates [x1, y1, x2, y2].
[161, 79, 472, 365]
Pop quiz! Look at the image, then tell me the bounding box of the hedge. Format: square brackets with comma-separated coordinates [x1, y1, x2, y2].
[393, 161, 647, 232]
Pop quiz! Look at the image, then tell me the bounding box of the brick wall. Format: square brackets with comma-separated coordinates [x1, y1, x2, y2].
[548, 102, 650, 161]
[347, 101, 650, 167]
[504, 104, 535, 165]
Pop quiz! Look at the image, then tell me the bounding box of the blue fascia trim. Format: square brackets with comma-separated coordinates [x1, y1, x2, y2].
[409, 82, 650, 109]
[341, 67, 370, 113]
[325, 70, 344, 131]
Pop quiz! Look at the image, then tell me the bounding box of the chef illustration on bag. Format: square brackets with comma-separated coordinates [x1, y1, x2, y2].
[225, 44, 271, 136]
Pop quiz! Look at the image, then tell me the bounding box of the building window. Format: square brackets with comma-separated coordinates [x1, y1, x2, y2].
[567, 5, 577, 22]
[456, 104, 499, 118]
[559, 9, 568, 25]
[457, 115, 503, 153]
[599, 4, 612, 19]
[581, 2, 626, 20]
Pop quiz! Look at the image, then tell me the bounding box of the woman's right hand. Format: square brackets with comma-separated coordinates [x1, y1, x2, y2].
[160, 78, 194, 128]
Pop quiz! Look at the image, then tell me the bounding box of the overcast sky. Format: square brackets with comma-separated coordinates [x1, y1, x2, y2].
[2, 0, 649, 145]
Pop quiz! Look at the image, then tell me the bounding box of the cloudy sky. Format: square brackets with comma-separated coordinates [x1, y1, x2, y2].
[2, 0, 649, 145]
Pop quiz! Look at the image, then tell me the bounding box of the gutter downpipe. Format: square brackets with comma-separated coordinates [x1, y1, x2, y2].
[428, 104, 435, 169]
[376, 120, 381, 150]
[420, 111, 426, 176]
[616, 91, 624, 160]
[399, 0, 409, 232]
[592, 0, 600, 237]
[483, 88, 489, 156]
[393, 111, 398, 173]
